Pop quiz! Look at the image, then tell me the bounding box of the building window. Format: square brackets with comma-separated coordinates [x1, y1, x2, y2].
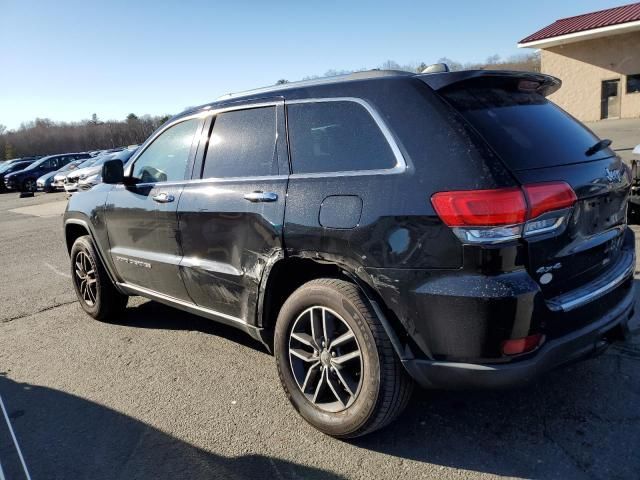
[628, 74, 640, 94]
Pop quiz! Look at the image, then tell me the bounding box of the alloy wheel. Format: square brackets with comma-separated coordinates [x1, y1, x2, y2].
[288, 306, 363, 412]
[74, 251, 98, 306]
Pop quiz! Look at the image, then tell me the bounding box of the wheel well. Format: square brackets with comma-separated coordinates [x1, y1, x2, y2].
[259, 258, 410, 355]
[65, 223, 90, 253]
[260, 258, 348, 331]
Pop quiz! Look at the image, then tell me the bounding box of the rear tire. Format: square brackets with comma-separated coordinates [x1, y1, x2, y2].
[70, 235, 128, 320]
[274, 278, 413, 438]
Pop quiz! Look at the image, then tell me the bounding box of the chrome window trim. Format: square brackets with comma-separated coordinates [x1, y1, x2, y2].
[125, 101, 283, 181]
[114, 174, 289, 190]
[286, 97, 408, 179]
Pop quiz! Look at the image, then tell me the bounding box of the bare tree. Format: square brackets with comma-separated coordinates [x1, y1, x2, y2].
[0, 113, 170, 159]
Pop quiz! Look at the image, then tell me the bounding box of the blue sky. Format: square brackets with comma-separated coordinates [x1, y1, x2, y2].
[0, 0, 630, 129]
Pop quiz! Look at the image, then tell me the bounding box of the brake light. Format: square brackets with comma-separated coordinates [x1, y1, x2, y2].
[502, 334, 544, 356]
[431, 182, 576, 244]
[523, 182, 577, 219]
[431, 188, 526, 226]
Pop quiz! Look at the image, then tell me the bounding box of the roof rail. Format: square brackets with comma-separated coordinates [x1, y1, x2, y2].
[216, 69, 415, 101]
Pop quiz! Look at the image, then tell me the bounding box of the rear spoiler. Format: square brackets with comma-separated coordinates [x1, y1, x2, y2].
[417, 70, 561, 97]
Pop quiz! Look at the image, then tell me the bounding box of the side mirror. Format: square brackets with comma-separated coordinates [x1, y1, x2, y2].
[102, 159, 124, 184]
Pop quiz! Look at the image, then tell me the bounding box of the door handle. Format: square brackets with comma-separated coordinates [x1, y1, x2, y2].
[152, 192, 175, 203]
[243, 191, 278, 203]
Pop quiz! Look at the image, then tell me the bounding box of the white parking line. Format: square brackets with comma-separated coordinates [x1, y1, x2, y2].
[44, 262, 71, 279]
[0, 394, 31, 480]
[0, 460, 6, 480]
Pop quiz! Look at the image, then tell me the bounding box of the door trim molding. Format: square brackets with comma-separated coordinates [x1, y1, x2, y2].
[117, 282, 248, 326]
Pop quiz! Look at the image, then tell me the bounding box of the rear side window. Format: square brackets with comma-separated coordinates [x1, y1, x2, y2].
[202, 106, 277, 178]
[441, 84, 609, 171]
[287, 101, 396, 174]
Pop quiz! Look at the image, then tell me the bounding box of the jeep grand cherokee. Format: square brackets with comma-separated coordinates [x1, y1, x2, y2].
[63, 69, 635, 438]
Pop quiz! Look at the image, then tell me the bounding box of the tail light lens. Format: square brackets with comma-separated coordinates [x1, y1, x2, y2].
[431, 188, 526, 226]
[523, 182, 577, 219]
[432, 182, 576, 244]
[502, 334, 544, 355]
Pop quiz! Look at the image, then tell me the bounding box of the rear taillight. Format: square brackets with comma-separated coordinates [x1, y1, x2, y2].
[523, 182, 577, 219]
[431, 182, 576, 244]
[431, 188, 526, 227]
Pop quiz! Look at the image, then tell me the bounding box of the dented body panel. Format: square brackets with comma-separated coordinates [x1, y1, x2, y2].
[64, 70, 636, 390]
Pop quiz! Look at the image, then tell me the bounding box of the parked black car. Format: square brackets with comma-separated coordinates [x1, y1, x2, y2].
[0, 160, 36, 192]
[63, 69, 634, 437]
[5, 153, 91, 191]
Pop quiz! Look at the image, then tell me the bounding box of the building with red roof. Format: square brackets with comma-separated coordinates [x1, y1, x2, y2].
[519, 2, 640, 121]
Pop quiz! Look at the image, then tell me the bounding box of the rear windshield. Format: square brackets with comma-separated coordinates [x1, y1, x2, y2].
[440, 84, 611, 171]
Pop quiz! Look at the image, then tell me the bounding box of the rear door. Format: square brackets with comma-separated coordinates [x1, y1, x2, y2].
[177, 99, 288, 322]
[438, 76, 630, 299]
[105, 116, 203, 300]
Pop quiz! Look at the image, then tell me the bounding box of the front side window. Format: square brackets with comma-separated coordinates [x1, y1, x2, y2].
[286, 100, 397, 174]
[132, 118, 200, 183]
[202, 106, 277, 178]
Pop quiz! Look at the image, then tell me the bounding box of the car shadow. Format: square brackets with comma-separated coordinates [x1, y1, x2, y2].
[89, 282, 640, 479]
[111, 299, 269, 354]
[0, 374, 345, 480]
[353, 280, 640, 479]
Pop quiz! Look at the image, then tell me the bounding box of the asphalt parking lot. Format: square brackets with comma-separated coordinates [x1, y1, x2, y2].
[0, 191, 639, 480]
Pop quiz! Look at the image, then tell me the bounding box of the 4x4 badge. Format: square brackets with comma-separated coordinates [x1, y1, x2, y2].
[536, 262, 562, 274]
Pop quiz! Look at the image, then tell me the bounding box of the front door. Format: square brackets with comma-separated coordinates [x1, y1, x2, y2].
[105, 116, 203, 301]
[177, 100, 288, 322]
[601, 79, 620, 119]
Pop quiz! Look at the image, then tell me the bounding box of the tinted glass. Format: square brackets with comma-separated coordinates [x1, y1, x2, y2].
[441, 86, 610, 171]
[202, 107, 277, 178]
[7, 162, 30, 173]
[133, 118, 200, 183]
[287, 101, 396, 174]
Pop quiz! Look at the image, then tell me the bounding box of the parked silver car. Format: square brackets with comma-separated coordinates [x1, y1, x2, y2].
[77, 147, 138, 192]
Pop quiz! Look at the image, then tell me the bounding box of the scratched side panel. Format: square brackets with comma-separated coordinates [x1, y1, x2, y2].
[177, 178, 287, 322]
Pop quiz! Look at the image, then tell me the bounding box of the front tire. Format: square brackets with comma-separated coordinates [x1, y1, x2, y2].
[70, 235, 128, 320]
[22, 178, 36, 192]
[274, 278, 413, 438]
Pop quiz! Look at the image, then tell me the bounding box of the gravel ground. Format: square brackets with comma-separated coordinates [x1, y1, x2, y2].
[0, 190, 639, 480]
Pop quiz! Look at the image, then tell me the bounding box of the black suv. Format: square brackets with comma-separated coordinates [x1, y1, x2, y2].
[6, 152, 91, 191]
[63, 70, 635, 437]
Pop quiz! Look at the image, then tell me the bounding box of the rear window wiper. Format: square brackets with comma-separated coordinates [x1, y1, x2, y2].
[585, 138, 612, 156]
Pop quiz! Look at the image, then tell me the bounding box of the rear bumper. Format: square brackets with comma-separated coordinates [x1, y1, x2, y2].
[368, 227, 636, 389]
[403, 282, 634, 389]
